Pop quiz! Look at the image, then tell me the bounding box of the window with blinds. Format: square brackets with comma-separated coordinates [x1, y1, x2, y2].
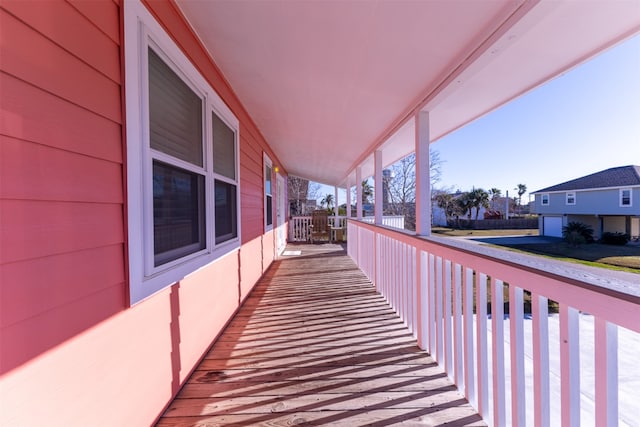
[265, 159, 273, 229]
[149, 48, 207, 266]
[213, 114, 238, 244]
[149, 49, 203, 166]
[125, 0, 241, 303]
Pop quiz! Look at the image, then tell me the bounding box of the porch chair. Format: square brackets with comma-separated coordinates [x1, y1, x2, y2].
[309, 209, 330, 243]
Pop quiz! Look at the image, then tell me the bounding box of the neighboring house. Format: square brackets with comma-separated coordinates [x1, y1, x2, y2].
[532, 165, 640, 238]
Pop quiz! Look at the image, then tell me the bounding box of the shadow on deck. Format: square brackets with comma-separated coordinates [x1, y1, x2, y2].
[157, 243, 484, 426]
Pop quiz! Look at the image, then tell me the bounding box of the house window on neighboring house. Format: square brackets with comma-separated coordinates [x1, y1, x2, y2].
[125, 0, 241, 304]
[566, 192, 576, 205]
[620, 188, 632, 207]
[264, 155, 273, 231]
[541, 194, 549, 206]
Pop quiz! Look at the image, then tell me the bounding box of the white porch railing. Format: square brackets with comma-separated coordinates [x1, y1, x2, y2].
[347, 219, 640, 427]
[288, 215, 405, 242]
[361, 215, 405, 229]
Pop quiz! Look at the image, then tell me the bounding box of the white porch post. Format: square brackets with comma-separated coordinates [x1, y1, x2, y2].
[346, 176, 352, 219]
[334, 185, 339, 222]
[356, 166, 363, 220]
[415, 111, 431, 236]
[374, 150, 383, 225]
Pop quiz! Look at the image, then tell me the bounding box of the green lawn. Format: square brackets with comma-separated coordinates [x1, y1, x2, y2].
[432, 227, 640, 273]
[498, 242, 640, 272]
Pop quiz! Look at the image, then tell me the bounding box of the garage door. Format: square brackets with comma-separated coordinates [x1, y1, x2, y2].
[543, 216, 563, 237]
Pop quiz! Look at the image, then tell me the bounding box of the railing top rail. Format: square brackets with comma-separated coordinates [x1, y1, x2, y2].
[350, 220, 640, 303]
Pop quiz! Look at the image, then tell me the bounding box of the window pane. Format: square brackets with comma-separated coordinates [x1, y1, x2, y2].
[622, 190, 631, 205]
[149, 48, 203, 166]
[215, 180, 237, 244]
[153, 161, 205, 266]
[265, 165, 272, 195]
[213, 113, 235, 179]
[266, 195, 273, 226]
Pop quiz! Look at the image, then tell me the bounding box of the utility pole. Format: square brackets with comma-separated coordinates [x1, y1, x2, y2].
[505, 190, 509, 220]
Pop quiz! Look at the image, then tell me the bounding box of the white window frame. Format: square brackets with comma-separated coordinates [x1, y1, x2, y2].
[566, 192, 576, 205]
[125, 0, 241, 305]
[620, 188, 632, 207]
[541, 193, 549, 206]
[264, 154, 274, 231]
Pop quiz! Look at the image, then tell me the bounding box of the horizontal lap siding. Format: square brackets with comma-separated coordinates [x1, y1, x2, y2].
[0, 0, 126, 377]
[0, 0, 130, 424]
[1, 0, 287, 426]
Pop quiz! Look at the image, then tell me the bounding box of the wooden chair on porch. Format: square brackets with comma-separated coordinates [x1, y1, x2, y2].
[309, 209, 330, 243]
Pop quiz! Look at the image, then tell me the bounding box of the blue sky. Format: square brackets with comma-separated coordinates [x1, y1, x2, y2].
[433, 33, 640, 203]
[313, 34, 639, 204]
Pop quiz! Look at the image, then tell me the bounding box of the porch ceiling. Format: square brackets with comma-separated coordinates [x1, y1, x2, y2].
[175, 0, 640, 187]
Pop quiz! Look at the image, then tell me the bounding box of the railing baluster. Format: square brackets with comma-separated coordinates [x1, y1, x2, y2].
[429, 253, 436, 356]
[375, 233, 381, 294]
[379, 235, 384, 296]
[492, 278, 506, 427]
[410, 246, 417, 338]
[454, 263, 463, 389]
[400, 242, 405, 320]
[402, 243, 408, 325]
[477, 272, 489, 419]
[436, 256, 444, 364]
[393, 240, 399, 312]
[595, 318, 618, 427]
[418, 250, 429, 351]
[532, 293, 550, 427]
[464, 267, 476, 407]
[509, 285, 525, 426]
[444, 260, 452, 377]
[560, 304, 580, 427]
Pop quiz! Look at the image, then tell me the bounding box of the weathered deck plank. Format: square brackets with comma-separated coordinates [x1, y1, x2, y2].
[157, 243, 484, 426]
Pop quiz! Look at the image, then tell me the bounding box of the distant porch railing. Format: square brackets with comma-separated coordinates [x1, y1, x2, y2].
[288, 215, 405, 242]
[348, 219, 640, 427]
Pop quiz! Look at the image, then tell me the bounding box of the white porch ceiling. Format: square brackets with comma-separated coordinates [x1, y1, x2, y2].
[176, 0, 640, 187]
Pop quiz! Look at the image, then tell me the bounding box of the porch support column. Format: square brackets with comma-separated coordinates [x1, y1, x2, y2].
[356, 166, 363, 220]
[374, 150, 383, 225]
[415, 111, 431, 236]
[334, 185, 339, 222]
[346, 176, 352, 219]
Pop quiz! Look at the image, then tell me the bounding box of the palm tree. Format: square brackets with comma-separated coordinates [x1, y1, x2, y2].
[469, 188, 490, 220]
[456, 192, 474, 220]
[361, 180, 373, 205]
[321, 193, 334, 209]
[489, 188, 501, 210]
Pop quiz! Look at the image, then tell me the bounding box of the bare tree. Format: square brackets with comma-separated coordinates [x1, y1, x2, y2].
[385, 149, 444, 230]
[307, 181, 321, 203]
[287, 176, 309, 216]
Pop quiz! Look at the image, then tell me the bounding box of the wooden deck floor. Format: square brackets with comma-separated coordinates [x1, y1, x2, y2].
[157, 243, 484, 426]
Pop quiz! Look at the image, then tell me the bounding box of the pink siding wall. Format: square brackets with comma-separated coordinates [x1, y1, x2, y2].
[0, 0, 284, 425]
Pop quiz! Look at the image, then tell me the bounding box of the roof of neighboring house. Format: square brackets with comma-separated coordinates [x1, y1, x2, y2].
[533, 165, 640, 193]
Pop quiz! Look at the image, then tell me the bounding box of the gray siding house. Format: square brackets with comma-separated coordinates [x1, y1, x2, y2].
[532, 165, 640, 239]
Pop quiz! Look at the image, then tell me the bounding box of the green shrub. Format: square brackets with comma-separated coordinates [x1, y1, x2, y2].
[601, 232, 629, 246]
[564, 230, 586, 246]
[562, 221, 594, 246]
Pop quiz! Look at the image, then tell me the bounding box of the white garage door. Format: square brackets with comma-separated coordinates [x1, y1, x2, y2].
[543, 216, 563, 237]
